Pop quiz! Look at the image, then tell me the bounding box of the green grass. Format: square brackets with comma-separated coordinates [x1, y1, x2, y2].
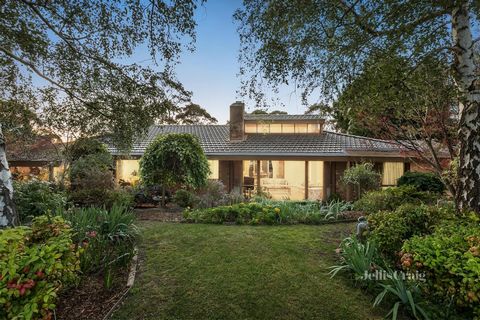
[112, 222, 384, 320]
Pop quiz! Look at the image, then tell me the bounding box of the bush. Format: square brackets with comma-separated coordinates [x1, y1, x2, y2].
[397, 171, 445, 193]
[368, 203, 456, 259]
[402, 218, 480, 317]
[67, 137, 109, 163]
[173, 189, 197, 208]
[67, 152, 126, 208]
[13, 180, 67, 222]
[0, 216, 80, 320]
[354, 185, 438, 214]
[183, 200, 352, 225]
[60, 205, 137, 288]
[196, 180, 229, 208]
[341, 162, 381, 197]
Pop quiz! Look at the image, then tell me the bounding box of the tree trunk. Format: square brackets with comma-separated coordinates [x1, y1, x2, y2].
[161, 185, 166, 208]
[451, 2, 480, 214]
[0, 125, 19, 227]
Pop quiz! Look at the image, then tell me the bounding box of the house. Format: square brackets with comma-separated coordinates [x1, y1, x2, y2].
[7, 135, 64, 181]
[109, 102, 410, 201]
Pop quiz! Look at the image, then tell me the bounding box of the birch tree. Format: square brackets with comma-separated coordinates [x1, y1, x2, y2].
[0, 0, 203, 227]
[236, 0, 480, 213]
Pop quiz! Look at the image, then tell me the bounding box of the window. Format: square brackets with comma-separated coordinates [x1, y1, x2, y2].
[116, 160, 140, 184]
[307, 123, 321, 133]
[295, 124, 308, 133]
[208, 160, 219, 179]
[308, 161, 324, 200]
[282, 123, 295, 133]
[258, 123, 269, 134]
[382, 162, 404, 186]
[245, 123, 257, 133]
[270, 123, 282, 133]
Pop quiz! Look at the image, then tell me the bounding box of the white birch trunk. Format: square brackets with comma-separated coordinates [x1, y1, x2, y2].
[0, 124, 18, 227]
[452, 2, 480, 213]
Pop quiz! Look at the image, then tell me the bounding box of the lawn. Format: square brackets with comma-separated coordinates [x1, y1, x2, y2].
[112, 222, 384, 320]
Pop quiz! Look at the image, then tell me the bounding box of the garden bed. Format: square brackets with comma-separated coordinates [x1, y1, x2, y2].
[55, 270, 129, 320]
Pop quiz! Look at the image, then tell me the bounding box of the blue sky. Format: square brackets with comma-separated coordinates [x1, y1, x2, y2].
[155, 0, 310, 124]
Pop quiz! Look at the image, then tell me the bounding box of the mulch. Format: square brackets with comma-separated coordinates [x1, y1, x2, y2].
[55, 269, 128, 320]
[134, 206, 183, 222]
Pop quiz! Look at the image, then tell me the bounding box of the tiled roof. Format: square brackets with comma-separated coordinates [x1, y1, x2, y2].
[244, 114, 323, 121]
[107, 125, 403, 157]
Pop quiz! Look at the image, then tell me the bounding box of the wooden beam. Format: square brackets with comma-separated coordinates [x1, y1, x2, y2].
[256, 160, 261, 193]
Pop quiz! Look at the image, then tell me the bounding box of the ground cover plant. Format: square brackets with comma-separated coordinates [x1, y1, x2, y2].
[183, 199, 353, 225]
[112, 222, 385, 320]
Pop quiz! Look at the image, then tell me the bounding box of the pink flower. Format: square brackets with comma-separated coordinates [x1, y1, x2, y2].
[86, 230, 97, 238]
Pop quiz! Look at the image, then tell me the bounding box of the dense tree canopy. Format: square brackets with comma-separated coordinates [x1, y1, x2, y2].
[236, 0, 480, 213]
[1, 0, 204, 148]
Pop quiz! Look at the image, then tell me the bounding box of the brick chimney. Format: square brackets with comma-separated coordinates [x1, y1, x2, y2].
[229, 101, 245, 141]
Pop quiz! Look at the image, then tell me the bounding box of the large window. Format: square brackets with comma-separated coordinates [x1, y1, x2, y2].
[308, 161, 324, 200]
[244, 122, 322, 134]
[382, 162, 404, 186]
[116, 159, 140, 184]
[208, 160, 219, 179]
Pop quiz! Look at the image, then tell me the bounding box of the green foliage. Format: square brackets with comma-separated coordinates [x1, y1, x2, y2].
[173, 189, 197, 208]
[183, 200, 352, 225]
[402, 218, 480, 317]
[13, 180, 67, 222]
[397, 172, 445, 193]
[68, 149, 121, 208]
[354, 186, 438, 214]
[0, 216, 80, 320]
[140, 133, 210, 190]
[368, 204, 456, 259]
[3, 1, 201, 149]
[341, 163, 381, 196]
[329, 237, 382, 282]
[67, 138, 109, 163]
[60, 205, 137, 287]
[373, 274, 430, 320]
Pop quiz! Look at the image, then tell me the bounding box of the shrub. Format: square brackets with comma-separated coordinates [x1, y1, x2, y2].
[67, 137, 109, 163]
[341, 162, 381, 197]
[196, 180, 229, 208]
[173, 189, 197, 208]
[13, 180, 67, 222]
[184, 200, 351, 225]
[60, 205, 137, 288]
[0, 216, 80, 320]
[354, 185, 438, 214]
[402, 218, 480, 317]
[397, 171, 445, 193]
[368, 203, 456, 259]
[68, 152, 123, 208]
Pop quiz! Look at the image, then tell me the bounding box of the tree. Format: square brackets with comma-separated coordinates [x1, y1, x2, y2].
[236, 1, 480, 213]
[324, 55, 458, 196]
[0, 0, 202, 226]
[0, 125, 18, 227]
[341, 163, 381, 198]
[139, 133, 209, 206]
[169, 103, 218, 124]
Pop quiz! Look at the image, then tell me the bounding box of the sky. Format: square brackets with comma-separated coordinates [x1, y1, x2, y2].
[146, 0, 310, 124]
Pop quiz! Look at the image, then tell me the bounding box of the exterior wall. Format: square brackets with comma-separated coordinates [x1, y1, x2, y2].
[10, 163, 63, 182]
